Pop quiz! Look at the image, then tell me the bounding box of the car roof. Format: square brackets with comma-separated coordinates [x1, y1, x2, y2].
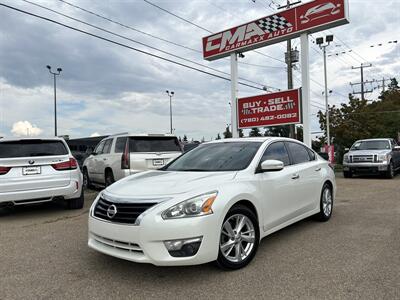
[355, 138, 391, 142]
[205, 137, 304, 144]
[0, 136, 65, 142]
[105, 133, 177, 139]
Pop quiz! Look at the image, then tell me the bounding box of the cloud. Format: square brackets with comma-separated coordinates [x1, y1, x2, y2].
[11, 121, 43, 137]
[90, 132, 101, 137]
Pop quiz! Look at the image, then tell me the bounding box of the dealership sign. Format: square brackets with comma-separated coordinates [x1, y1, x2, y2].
[238, 89, 301, 129]
[203, 0, 349, 60]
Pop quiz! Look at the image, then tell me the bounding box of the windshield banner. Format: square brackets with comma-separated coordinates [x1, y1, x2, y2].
[237, 88, 302, 129]
[203, 0, 349, 61]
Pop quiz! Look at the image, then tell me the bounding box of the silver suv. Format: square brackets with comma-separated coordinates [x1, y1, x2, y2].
[83, 134, 182, 187]
[343, 138, 400, 178]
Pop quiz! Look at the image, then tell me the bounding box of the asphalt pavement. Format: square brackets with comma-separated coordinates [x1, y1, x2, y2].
[1, 175, 399, 299]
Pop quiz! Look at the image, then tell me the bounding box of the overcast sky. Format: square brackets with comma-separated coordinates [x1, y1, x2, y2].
[0, 0, 399, 140]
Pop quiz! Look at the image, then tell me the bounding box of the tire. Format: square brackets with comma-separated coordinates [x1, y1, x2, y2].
[386, 161, 395, 179]
[215, 204, 259, 270]
[315, 183, 333, 222]
[67, 188, 84, 209]
[83, 168, 93, 189]
[105, 169, 115, 187]
[343, 170, 352, 178]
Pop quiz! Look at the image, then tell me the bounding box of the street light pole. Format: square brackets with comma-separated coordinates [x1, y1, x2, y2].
[166, 90, 174, 134]
[46, 65, 62, 136]
[316, 35, 333, 146]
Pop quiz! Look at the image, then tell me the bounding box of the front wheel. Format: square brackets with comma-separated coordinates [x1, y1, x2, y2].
[343, 170, 352, 178]
[315, 183, 333, 222]
[105, 170, 115, 187]
[215, 204, 259, 270]
[386, 162, 395, 179]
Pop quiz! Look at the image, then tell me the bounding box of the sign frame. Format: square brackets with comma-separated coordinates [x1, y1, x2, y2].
[237, 88, 303, 130]
[203, 0, 349, 61]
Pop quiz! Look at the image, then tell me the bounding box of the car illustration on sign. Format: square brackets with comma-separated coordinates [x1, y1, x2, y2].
[300, 2, 341, 24]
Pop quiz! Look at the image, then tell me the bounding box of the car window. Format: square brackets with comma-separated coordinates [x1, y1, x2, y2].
[0, 140, 68, 158]
[115, 137, 128, 153]
[351, 140, 390, 150]
[307, 148, 316, 160]
[102, 139, 113, 154]
[164, 142, 262, 172]
[94, 141, 105, 155]
[129, 137, 181, 152]
[286, 142, 311, 165]
[260, 142, 290, 166]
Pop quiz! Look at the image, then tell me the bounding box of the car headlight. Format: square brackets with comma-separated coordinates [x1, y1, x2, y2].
[378, 154, 388, 162]
[343, 154, 349, 163]
[161, 191, 218, 219]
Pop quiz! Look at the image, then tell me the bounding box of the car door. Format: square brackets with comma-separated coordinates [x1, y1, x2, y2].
[257, 141, 298, 231]
[285, 142, 322, 216]
[88, 140, 105, 182]
[391, 139, 400, 169]
[95, 139, 113, 184]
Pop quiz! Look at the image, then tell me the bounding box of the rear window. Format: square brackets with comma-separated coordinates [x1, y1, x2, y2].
[0, 140, 68, 158]
[129, 137, 181, 152]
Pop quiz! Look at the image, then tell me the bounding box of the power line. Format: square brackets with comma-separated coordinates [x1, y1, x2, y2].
[144, 0, 286, 64]
[0, 2, 268, 91]
[23, 0, 275, 90]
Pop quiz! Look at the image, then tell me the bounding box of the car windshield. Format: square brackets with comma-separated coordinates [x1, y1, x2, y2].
[351, 140, 390, 151]
[129, 137, 181, 152]
[0, 140, 68, 158]
[163, 142, 262, 172]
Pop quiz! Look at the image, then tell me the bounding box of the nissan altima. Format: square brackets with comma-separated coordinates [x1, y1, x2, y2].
[88, 137, 335, 270]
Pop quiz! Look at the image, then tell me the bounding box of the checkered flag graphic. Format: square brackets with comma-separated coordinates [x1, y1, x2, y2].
[257, 14, 293, 33]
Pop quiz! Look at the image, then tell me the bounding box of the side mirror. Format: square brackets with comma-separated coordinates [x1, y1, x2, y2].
[344, 147, 350, 152]
[260, 160, 284, 172]
[394, 146, 400, 151]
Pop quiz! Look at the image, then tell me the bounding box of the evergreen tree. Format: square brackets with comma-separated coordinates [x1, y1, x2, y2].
[249, 127, 262, 137]
[238, 129, 244, 138]
[183, 135, 188, 142]
[216, 133, 221, 140]
[223, 125, 232, 138]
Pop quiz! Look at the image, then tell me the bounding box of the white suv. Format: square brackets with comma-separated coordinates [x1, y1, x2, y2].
[0, 137, 84, 209]
[83, 134, 182, 187]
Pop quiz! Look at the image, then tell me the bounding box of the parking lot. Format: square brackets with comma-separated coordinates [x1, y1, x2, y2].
[1, 175, 399, 300]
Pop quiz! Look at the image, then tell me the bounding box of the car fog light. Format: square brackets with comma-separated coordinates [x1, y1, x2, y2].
[164, 236, 202, 257]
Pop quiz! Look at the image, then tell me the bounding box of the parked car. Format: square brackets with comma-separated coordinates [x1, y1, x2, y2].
[88, 137, 335, 270]
[182, 141, 200, 152]
[0, 137, 84, 209]
[67, 135, 108, 169]
[343, 138, 400, 178]
[83, 134, 182, 188]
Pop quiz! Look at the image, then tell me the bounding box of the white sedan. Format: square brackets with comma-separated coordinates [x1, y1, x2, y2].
[88, 137, 335, 270]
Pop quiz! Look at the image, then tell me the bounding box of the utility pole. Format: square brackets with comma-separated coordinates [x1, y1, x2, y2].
[46, 65, 62, 136]
[351, 63, 372, 101]
[279, 0, 301, 139]
[166, 90, 174, 134]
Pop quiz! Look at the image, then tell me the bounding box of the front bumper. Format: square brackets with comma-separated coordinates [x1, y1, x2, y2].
[88, 211, 221, 266]
[343, 163, 388, 174]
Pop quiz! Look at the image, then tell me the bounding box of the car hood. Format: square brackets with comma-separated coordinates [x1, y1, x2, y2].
[348, 150, 391, 155]
[104, 170, 237, 198]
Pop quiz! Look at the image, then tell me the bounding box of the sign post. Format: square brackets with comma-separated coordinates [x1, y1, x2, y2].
[300, 33, 311, 147]
[230, 53, 239, 138]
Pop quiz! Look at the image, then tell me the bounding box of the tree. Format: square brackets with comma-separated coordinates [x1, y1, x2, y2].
[178, 136, 182, 142]
[263, 126, 290, 137]
[249, 127, 262, 137]
[238, 129, 244, 138]
[223, 125, 232, 138]
[201, 136, 205, 143]
[216, 133, 221, 140]
[183, 135, 188, 142]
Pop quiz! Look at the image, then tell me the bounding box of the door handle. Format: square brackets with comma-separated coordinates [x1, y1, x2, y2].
[291, 173, 300, 180]
[315, 167, 321, 171]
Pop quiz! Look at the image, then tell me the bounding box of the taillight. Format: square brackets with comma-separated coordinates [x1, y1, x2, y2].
[52, 158, 78, 171]
[121, 139, 130, 169]
[0, 166, 11, 175]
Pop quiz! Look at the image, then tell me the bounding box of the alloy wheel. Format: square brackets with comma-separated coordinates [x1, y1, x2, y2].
[220, 214, 256, 263]
[322, 188, 332, 217]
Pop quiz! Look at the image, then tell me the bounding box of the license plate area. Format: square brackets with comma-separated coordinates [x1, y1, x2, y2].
[22, 166, 41, 175]
[152, 159, 164, 166]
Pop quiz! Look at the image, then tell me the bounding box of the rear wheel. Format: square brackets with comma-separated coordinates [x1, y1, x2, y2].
[215, 204, 259, 270]
[105, 169, 115, 187]
[67, 188, 84, 209]
[315, 183, 333, 222]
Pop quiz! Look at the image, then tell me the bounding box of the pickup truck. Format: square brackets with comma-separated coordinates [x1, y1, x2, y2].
[342, 138, 400, 179]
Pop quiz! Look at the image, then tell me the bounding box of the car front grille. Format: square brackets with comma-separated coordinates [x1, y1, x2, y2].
[351, 155, 374, 163]
[93, 196, 157, 224]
